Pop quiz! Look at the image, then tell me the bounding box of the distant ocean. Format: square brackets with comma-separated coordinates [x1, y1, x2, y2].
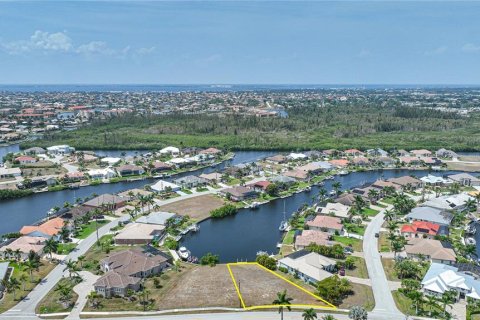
[0, 84, 478, 93]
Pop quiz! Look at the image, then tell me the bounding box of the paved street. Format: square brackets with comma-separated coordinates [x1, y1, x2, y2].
[362, 205, 405, 320]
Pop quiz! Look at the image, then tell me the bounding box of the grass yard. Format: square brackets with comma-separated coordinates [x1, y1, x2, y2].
[378, 232, 391, 252]
[345, 257, 369, 279]
[56, 243, 77, 255]
[226, 178, 241, 186]
[157, 194, 226, 220]
[344, 223, 365, 236]
[392, 290, 415, 315]
[80, 235, 131, 271]
[282, 230, 296, 245]
[180, 188, 192, 194]
[381, 197, 395, 205]
[76, 220, 108, 239]
[339, 283, 375, 311]
[382, 258, 400, 281]
[36, 278, 79, 314]
[0, 260, 56, 313]
[362, 207, 379, 217]
[332, 236, 363, 252]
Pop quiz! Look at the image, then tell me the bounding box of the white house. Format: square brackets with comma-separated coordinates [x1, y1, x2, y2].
[87, 168, 117, 180]
[0, 167, 21, 178]
[150, 180, 181, 193]
[46, 145, 75, 155]
[159, 146, 180, 156]
[287, 152, 307, 160]
[100, 157, 122, 166]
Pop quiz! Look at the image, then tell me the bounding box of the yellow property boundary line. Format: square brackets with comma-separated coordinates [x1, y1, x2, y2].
[226, 262, 337, 311]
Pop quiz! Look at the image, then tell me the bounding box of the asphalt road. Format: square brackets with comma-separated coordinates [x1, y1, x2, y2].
[362, 205, 405, 320]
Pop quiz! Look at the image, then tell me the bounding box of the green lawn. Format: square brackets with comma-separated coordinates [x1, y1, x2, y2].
[381, 258, 400, 281]
[56, 243, 77, 255]
[344, 223, 366, 236]
[362, 207, 380, 217]
[381, 197, 395, 205]
[226, 178, 241, 186]
[345, 256, 369, 279]
[76, 220, 108, 239]
[378, 232, 391, 252]
[392, 290, 415, 315]
[36, 278, 79, 314]
[282, 230, 296, 245]
[332, 236, 363, 252]
[180, 188, 193, 194]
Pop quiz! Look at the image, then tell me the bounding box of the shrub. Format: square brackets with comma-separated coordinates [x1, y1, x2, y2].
[200, 252, 219, 266]
[278, 266, 288, 273]
[256, 254, 277, 271]
[163, 238, 178, 250]
[210, 204, 238, 218]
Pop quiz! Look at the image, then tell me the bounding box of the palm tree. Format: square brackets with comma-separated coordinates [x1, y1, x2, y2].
[14, 249, 21, 262]
[19, 273, 28, 291]
[465, 198, 476, 212]
[383, 209, 394, 222]
[367, 189, 379, 203]
[4, 248, 13, 260]
[23, 259, 39, 282]
[77, 255, 86, 268]
[64, 259, 79, 279]
[272, 290, 293, 320]
[88, 291, 102, 309]
[425, 294, 440, 317]
[43, 238, 59, 259]
[321, 316, 337, 320]
[408, 290, 424, 315]
[302, 308, 317, 320]
[332, 182, 342, 196]
[6, 277, 20, 300]
[318, 188, 327, 202]
[440, 290, 457, 317]
[56, 282, 74, 306]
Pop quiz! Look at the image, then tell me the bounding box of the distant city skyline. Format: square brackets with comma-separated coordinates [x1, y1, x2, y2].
[1, 1, 480, 84]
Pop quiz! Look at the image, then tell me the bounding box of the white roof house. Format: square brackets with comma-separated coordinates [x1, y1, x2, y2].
[136, 212, 178, 225]
[150, 180, 180, 192]
[422, 263, 480, 300]
[159, 146, 180, 155]
[287, 153, 307, 160]
[46, 145, 75, 155]
[167, 157, 191, 165]
[405, 206, 452, 226]
[422, 193, 473, 211]
[0, 167, 21, 177]
[100, 157, 122, 165]
[87, 168, 117, 180]
[320, 202, 351, 219]
[420, 174, 450, 185]
[278, 251, 335, 284]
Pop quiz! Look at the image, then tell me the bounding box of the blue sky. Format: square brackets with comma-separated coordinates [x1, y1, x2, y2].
[0, 1, 480, 84]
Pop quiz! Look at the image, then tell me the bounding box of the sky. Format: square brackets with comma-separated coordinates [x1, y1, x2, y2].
[0, 1, 480, 85]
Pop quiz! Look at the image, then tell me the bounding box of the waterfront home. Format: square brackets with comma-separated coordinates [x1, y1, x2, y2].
[420, 174, 450, 186]
[397, 149, 410, 157]
[46, 145, 75, 155]
[247, 180, 271, 192]
[167, 157, 191, 168]
[306, 215, 343, 235]
[422, 193, 472, 211]
[366, 148, 389, 157]
[20, 217, 65, 237]
[387, 175, 423, 190]
[328, 159, 350, 168]
[398, 156, 423, 166]
[0, 262, 10, 297]
[371, 179, 400, 191]
[419, 157, 441, 166]
[400, 221, 445, 239]
[335, 193, 368, 207]
[173, 175, 208, 189]
[159, 146, 180, 156]
[319, 202, 351, 219]
[64, 171, 86, 182]
[136, 212, 178, 225]
[116, 164, 145, 176]
[265, 154, 287, 164]
[351, 157, 370, 166]
[150, 161, 172, 173]
[114, 223, 165, 245]
[294, 230, 332, 250]
[448, 173, 480, 187]
[62, 205, 94, 220]
[100, 249, 171, 277]
[0, 167, 21, 179]
[436, 148, 458, 159]
[405, 238, 456, 265]
[150, 180, 181, 193]
[344, 149, 364, 157]
[375, 156, 396, 167]
[0, 236, 45, 259]
[15, 155, 36, 165]
[93, 271, 141, 298]
[421, 263, 480, 301]
[84, 194, 126, 210]
[221, 186, 258, 202]
[287, 152, 307, 161]
[199, 172, 222, 184]
[297, 161, 333, 174]
[304, 151, 324, 159]
[100, 157, 122, 166]
[24, 147, 46, 155]
[269, 175, 297, 186]
[405, 206, 453, 226]
[181, 147, 203, 155]
[87, 168, 117, 180]
[75, 153, 98, 163]
[284, 169, 309, 181]
[199, 147, 222, 156]
[411, 149, 432, 157]
[278, 250, 335, 284]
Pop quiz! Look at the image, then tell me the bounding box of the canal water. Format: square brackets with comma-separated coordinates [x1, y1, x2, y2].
[180, 169, 463, 262]
[0, 145, 276, 235]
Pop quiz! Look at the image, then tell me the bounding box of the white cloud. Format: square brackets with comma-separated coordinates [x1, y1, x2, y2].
[424, 46, 447, 56]
[135, 46, 155, 55]
[462, 43, 480, 53]
[76, 41, 116, 56]
[1, 30, 73, 54]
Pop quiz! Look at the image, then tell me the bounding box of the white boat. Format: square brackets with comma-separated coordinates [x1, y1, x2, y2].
[305, 186, 312, 192]
[178, 247, 191, 260]
[325, 176, 334, 180]
[279, 200, 288, 232]
[248, 202, 260, 209]
[47, 208, 57, 216]
[257, 250, 269, 256]
[329, 190, 336, 196]
[466, 238, 477, 246]
[339, 170, 348, 176]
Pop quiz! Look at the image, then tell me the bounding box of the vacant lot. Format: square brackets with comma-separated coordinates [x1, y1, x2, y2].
[229, 264, 330, 308]
[339, 283, 375, 311]
[158, 194, 225, 220]
[446, 161, 480, 172]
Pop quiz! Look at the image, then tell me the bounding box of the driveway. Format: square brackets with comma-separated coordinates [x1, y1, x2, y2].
[363, 205, 405, 320]
[66, 271, 100, 319]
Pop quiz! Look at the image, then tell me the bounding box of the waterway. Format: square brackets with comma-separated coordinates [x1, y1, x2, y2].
[0, 145, 276, 235]
[181, 169, 463, 263]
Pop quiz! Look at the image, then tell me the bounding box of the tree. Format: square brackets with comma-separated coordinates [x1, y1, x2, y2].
[440, 290, 457, 317]
[5, 277, 20, 300]
[64, 259, 80, 279]
[272, 290, 293, 320]
[345, 256, 356, 270]
[200, 253, 219, 266]
[19, 273, 28, 291]
[332, 182, 342, 196]
[348, 305, 368, 320]
[256, 254, 277, 270]
[88, 291, 102, 309]
[394, 259, 421, 279]
[23, 258, 40, 282]
[43, 238, 59, 260]
[383, 209, 394, 222]
[77, 255, 86, 268]
[266, 183, 280, 197]
[56, 282, 74, 306]
[408, 290, 424, 315]
[321, 316, 337, 320]
[302, 308, 317, 320]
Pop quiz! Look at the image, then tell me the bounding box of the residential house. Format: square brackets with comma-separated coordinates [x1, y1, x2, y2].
[93, 271, 141, 298]
[421, 263, 480, 301]
[411, 149, 432, 157]
[199, 147, 222, 156]
[247, 180, 271, 193]
[387, 176, 423, 190]
[15, 156, 36, 165]
[448, 173, 480, 187]
[100, 157, 122, 166]
[173, 175, 208, 189]
[20, 217, 65, 237]
[199, 172, 222, 184]
[46, 145, 75, 155]
[287, 152, 307, 160]
[294, 230, 332, 250]
[0, 236, 45, 259]
[306, 215, 343, 235]
[221, 186, 257, 202]
[284, 169, 309, 181]
[136, 212, 178, 225]
[405, 206, 453, 227]
[23, 147, 46, 155]
[114, 223, 165, 245]
[0, 167, 21, 178]
[398, 156, 423, 166]
[375, 156, 396, 167]
[344, 149, 364, 157]
[269, 175, 297, 186]
[64, 171, 86, 182]
[351, 157, 370, 166]
[400, 221, 444, 239]
[405, 238, 456, 265]
[422, 193, 473, 211]
[298, 161, 333, 174]
[319, 202, 351, 219]
[366, 148, 389, 157]
[278, 250, 335, 284]
[150, 161, 172, 173]
[159, 146, 180, 156]
[150, 180, 181, 193]
[83, 194, 126, 210]
[420, 175, 450, 186]
[116, 165, 145, 177]
[87, 168, 117, 180]
[328, 159, 350, 168]
[436, 149, 458, 159]
[265, 154, 287, 164]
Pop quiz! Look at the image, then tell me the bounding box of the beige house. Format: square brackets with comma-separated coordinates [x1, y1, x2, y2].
[405, 238, 457, 265]
[114, 223, 165, 245]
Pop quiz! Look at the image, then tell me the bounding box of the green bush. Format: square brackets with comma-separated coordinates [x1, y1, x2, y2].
[200, 252, 219, 266]
[256, 254, 277, 271]
[210, 204, 238, 218]
[163, 238, 178, 250]
[278, 266, 288, 273]
[0, 189, 33, 200]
